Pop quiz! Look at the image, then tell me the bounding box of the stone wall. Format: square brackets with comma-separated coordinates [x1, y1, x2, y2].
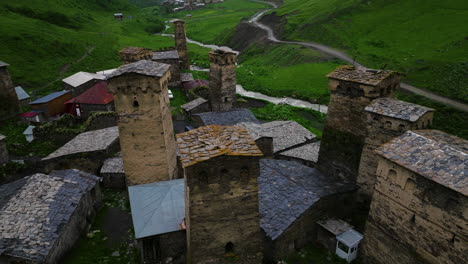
[0, 65, 19, 121]
[174, 20, 189, 69]
[80, 103, 114, 119]
[139, 230, 186, 264]
[153, 58, 181, 86]
[263, 191, 356, 263]
[208, 50, 237, 112]
[185, 155, 263, 264]
[108, 72, 177, 185]
[362, 158, 468, 264]
[357, 111, 434, 205]
[0, 136, 8, 165]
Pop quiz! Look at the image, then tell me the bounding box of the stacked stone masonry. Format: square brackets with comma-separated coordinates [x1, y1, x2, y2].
[0, 134, 8, 165]
[119, 47, 153, 64]
[0, 62, 19, 121]
[208, 49, 238, 112]
[173, 20, 189, 69]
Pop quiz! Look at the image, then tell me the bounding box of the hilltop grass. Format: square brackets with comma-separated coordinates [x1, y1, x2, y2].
[271, 0, 468, 102]
[169, 0, 269, 44]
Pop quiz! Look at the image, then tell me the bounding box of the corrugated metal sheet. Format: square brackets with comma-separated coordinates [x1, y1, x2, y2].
[337, 229, 363, 247]
[128, 179, 185, 239]
[66, 82, 113, 105]
[29, 90, 70, 105]
[15, 86, 30, 101]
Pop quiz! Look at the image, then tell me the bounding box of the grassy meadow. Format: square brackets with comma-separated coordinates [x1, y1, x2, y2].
[270, 0, 468, 102]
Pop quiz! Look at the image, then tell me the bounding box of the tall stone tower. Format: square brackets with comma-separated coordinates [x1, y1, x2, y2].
[119, 47, 153, 65]
[107, 60, 177, 186]
[208, 49, 237, 112]
[317, 66, 401, 182]
[0, 61, 19, 121]
[177, 125, 264, 264]
[357, 98, 434, 205]
[173, 19, 189, 69]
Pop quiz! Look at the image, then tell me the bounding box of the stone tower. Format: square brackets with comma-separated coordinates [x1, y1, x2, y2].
[173, 20, 189, 69]
[119, 47, 153, 65]
[0, 61, 19, 121]
[177, 125, 264, 264]
[107, 60, 177, 186]
[208, 49, 237, 112]
[317, 66, 401, 182]
[357, 98, 434, 205]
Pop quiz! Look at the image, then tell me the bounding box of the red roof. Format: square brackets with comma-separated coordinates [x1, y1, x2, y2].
[183, 79, 209, 90]
[66, 81, 114, 105]
[20, 111, 42, 117]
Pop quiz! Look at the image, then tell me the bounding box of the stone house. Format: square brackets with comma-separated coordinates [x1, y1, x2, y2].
[152, 49, 181, 86]
[119, 47, 153, 65]
[0, 61, 19, 121]
[362, 130, 467, 264]
[65, 81, 114, 118]
[100, 157, 126, 189]
[0, 169, 101, 264]
[29, 90, 72, 118]
[62, 71, 105, 97]
[128, 179, 186, 264]
[0, 134, 8, 165]
[180, 97, 209, 116]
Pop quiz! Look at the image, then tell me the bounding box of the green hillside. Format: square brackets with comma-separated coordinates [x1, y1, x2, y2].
[270, 0, 468, 102]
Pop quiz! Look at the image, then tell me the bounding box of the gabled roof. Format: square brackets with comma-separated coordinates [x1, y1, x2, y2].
[107, 60, 171, 79]
[279, 141, 321, 163]
[327, 65, 398, 86]
[153, 50, 179, 60]
[62, 72, 105, 88]
[29, 90, 70, 105]
[181, 97, 208, 112]
[376, 130, 467, 195]
[15, 86, 30, 101]
[365, 98, 433, 122]
[66, 82, 113, 105]
[128, 179, 185, 239]
[193, 109, 259, 126]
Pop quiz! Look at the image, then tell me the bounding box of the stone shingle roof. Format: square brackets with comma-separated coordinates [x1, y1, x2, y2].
[0, 170, 99, 262]
[180, 73, 194, 83]
[181, 97, 208, 112]
[279, 141, 321, 163]
[152, 50, 179, 60]
[239, 121, 316, 153]
[107, 60, 171, 79]
[259, 159, 356, 240]
[376, 130, 467, 195]
[365, 98, 433, 122]
[326, 65, 398, 86]
[193, 109, 259, 126]
[43, 126, 119, 160]
[120, 47, 151, 55]
[100, 157, 125, 174]
[176, 125, 263, 168]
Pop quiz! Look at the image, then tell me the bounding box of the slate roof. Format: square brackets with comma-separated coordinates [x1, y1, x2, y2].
[66, 81, 113, 105]
[181, 97, 208, 112]
[365, 98, 433, 122]
[0, 134, 5, 141]
[176, 125, 262, 168]
[30, 90, 71, 105]
[376, 130, 467, 195]
[153, 50, 180, 60]
[100, 157, 124, 174]
[327, 65, 398, 86]
[317, 219, 353, 236]
[119, 47, 151, 55]
[279, 141, 321, 163]
[62, 72, 105, 87]
[193, 109, 259, 126]
[180, 73, 194, 83]
[107, 60, 171, 79]
[239, 121, 316, 153]
[15, 86, 30, 101]
[43, 126, 119, 160]
[128, 179, 185, 239]
[0, 170, 99, 262]
[259, 159, 356, 240]
[0, 61, 9, 67]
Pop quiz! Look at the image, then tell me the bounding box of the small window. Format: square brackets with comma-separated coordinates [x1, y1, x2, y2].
[225, 242, 234, 253]
[384, 121, 392, 129]
[240, 166, 249, 178]
[404, 179, 416, 191]
[398, 124, 405, 132]
[450, 234, 456, 244]
[388, 169, 397, 181]
[337, 241, 349, 253]
[410, 214, 416, 223]
[224, 97, 228, 103]
[133, 96, 139, 108]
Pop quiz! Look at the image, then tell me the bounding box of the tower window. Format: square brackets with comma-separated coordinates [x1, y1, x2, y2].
[224, 97, 228, 103]
[240, 166, 249, 178]
[225, 242, 234, 253]
[133, 96, 139, 108]
[384, 121, 392, 129]
[398, 124, 405, 132]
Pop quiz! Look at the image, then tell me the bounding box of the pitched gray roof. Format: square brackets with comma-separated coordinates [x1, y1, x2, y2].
[29, 90, 70, 105]
[193, 109, 259, 126]
[43, 126, 119, 160]
[376, 130, 467, 195]
[365, 98, 433, 122]
[62, 72, 105, 87]
[259, 159, 356, 240]
[326, 65, 398, 86]
[0, 61, 9, 68]
[15, 86, 30, 101]
[0, 134, 5, 141]
[317, 219, 353, 236]
[100, 157, 124, 174]
[239, 121, 316, 153]
[0, 170, 99, 262]
[152, 50, 179, 60]
[181, 97, 208, 112]
[107, 60, 171, 79]
[180, 73, 194, 83]
[279, 141, 320, 163]
[128, 179, 185, 239]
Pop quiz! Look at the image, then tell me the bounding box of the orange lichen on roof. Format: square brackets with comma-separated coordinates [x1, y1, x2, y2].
[176, 125, 263, 168]
[326, 65, 399, 86]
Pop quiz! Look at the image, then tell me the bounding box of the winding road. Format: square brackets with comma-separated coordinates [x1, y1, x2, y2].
[248, 1, 468, 112]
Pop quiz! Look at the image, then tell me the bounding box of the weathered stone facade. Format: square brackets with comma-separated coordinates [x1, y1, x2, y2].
[317, 66, 401, 182]
[119, 47, 153, 64]
[152, 50, 181, 86]
[0, 134, 8, 165]
[362, 131, 468, 264]
[174, 20, 189, 69]
[177, 126, 264, 264]
[357, 98, 434, 204]
[0, 62, 19, 121]
[107, 60, 177, 185]
[138, 231, 187, 264]
[208, 49, 237, 112]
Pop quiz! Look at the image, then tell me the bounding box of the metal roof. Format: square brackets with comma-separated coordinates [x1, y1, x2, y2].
[0, 61, 9, 67]
[15, 86, 30, 101]
[29, 90, 70, 105]
[23, 126, 35, 135]
[128, 179, 185, 239]
[62, 72, 105, 87]
[337, 229, 363, 247]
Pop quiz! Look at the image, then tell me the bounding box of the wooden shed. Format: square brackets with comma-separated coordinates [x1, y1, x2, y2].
[29, 90, 72, 118]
